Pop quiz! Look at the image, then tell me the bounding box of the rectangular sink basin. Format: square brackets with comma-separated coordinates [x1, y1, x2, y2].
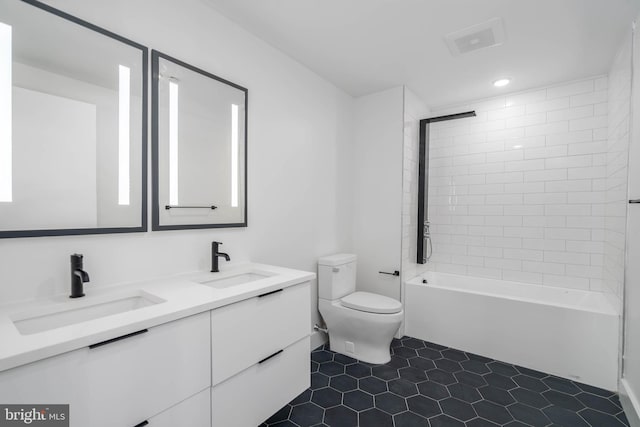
[12, 292, 165, 335]
[199, 271, 274, 289]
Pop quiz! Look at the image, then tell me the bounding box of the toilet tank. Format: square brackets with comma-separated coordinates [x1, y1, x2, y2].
[318, 254, 357, 300]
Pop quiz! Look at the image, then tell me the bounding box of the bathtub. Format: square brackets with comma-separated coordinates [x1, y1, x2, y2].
[405, 272, 620, 390]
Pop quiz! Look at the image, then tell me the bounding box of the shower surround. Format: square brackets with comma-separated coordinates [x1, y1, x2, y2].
[425, 76, 620, 294]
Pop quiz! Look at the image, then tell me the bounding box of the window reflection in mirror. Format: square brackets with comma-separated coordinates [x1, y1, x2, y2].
[0, 1, 147, 237]
[152, 51, 247, 230]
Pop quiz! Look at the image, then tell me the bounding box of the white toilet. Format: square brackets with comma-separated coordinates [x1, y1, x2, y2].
[318, 254, 403, 364]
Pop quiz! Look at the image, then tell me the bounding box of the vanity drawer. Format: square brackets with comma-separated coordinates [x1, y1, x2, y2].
[146, 388, 211, 427]
[0, 312, 211, 427]
[0, 344, 91, 426]
[85, 311, 211, 426]
[211, 282, 310, 385]
[211, 336, 310, 427]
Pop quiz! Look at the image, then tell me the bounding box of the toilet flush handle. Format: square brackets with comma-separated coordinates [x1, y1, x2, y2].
[332, 267, 340, 273]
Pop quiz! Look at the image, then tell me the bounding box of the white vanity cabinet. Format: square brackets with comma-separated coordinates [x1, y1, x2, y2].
[0, 277, 313, 427]
[211, 336, 309, 426]
[0, 312, 211, 427]
[210, 282, 311, 426]
[147, 388, 211, 427]
[210, 282, 310, 384]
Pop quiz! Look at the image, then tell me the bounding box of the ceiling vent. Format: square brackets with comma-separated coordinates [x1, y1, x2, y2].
[444, 17, 505, 57]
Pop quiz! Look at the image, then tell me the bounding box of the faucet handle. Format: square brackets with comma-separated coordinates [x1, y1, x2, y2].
[212, 241, 223, 245]
[70, 254, 84, 266]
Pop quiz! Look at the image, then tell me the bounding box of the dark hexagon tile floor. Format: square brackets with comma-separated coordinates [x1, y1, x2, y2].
[260, 336, 630, 427]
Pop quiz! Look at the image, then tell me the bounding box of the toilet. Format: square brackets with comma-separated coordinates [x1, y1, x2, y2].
[318, 254, 403, 364]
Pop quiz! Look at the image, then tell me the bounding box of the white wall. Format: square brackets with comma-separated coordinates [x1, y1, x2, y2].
[426, 77, 610, 291]
[352, 87, 404, 300]
[0, 0, 354, 340]
[351, 86, 428, 306]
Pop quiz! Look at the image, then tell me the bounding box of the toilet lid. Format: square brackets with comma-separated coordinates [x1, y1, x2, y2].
[340, 292, 402, 314]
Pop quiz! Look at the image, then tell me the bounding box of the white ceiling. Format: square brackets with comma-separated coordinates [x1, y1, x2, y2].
[202, 0, 640, 109]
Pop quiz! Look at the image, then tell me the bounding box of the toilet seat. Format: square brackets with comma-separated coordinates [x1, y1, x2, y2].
[340, 291, 402, 314]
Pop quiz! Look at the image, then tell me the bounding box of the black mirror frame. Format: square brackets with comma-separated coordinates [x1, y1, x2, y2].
[0, 0, 149, 239]
[150, 50, 248, 231]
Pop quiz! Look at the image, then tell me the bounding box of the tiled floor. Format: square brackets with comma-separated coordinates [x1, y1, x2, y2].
[261, 336, 630, 427]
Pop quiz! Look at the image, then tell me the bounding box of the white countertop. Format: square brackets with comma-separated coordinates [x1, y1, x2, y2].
[0, 262, 315, 372]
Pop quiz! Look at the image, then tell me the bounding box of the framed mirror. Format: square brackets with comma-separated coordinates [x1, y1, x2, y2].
[0, 0, 148, 238]
[151, 50, 247, 230]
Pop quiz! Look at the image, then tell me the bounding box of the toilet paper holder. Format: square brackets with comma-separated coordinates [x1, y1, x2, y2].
[379, 270, 400, 276]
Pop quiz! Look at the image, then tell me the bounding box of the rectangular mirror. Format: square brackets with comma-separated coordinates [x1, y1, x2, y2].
[152, 50, 247, 230]
[0, 0, 148, 238]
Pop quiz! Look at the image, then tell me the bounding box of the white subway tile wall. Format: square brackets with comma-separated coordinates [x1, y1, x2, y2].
[427, 76, 613, 291]
[605, 33, 632, 300]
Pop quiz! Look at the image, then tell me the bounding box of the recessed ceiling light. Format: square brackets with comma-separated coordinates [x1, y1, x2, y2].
[493, 78, 511, 87]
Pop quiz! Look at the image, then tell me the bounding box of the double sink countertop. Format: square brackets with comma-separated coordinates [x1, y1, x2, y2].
[0, 262, 315, 373]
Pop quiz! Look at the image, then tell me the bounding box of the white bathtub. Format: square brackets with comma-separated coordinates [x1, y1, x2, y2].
[405, 271, 620, 390]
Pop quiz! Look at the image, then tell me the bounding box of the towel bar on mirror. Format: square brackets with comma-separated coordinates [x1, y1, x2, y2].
[165, 205, 217, 210]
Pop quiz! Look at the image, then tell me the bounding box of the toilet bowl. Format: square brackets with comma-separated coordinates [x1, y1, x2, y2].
[318, 254, 403, 364]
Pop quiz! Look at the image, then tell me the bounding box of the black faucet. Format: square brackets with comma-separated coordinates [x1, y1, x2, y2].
[70, 254, 90, 298]
[211, 241, 230, 273]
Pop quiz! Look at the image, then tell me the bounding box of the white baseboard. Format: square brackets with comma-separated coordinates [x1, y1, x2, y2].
[621, 379, 640, 427]
[310, 330, 327, 351]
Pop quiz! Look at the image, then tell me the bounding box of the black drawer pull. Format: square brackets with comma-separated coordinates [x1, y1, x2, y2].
[259, 349, 283, 364]
[258, 288, 283, 298]
[133, 421, 149, 427]
[630, 199, 640, 204]
[89, 329, 148, 349]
